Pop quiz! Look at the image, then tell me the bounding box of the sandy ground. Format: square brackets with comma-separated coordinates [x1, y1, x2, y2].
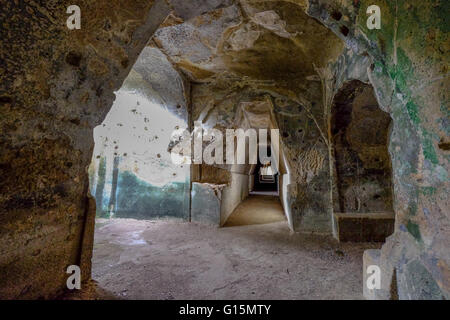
[90, 217, 380, 300]
[224, 194, 286, 227]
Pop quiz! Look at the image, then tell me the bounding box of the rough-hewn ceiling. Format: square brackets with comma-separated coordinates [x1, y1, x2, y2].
[153, 0, 344, 98]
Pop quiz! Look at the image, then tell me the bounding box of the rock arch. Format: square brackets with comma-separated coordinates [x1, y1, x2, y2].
[0, 0, 448, 299]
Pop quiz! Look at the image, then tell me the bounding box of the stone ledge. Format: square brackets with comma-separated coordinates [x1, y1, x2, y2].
[335, 212, 395, 242]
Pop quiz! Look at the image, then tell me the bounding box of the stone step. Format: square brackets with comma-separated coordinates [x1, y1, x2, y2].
[334, 212, 395, 242]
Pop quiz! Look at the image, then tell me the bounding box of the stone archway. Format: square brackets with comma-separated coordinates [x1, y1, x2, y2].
[0, 0, 448, 300]
[0, 0, 172, 299]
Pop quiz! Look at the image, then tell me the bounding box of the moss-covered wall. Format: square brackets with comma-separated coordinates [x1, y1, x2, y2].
[308, 0, 449, 299]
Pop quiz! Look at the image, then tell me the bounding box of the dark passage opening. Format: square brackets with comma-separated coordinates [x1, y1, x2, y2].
[252, 146, 279, 194]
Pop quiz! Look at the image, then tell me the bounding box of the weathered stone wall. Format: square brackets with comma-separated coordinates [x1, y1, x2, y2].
[308, 0, 449, 299]
[273, 92, 332, 233]
[220, 173, 250, 226]
[0, 0, 447, 300]
[191, 182, 224, 226]
[89, 46, 191, 221]
[0, 0, 170, 299]
[156, 0, 345, 233]
[331, 80, 393, 213]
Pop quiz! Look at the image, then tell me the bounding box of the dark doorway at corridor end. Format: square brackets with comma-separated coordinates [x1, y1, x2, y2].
[250, 146, 279, 195]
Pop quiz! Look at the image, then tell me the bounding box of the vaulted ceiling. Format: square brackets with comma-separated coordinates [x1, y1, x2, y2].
[152, 0, 344, 100]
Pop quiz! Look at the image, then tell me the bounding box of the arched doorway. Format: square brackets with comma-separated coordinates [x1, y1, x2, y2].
[331, 80, 395, 242]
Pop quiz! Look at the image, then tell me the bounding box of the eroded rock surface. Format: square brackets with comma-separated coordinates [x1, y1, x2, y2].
[0, 0, 448, 299]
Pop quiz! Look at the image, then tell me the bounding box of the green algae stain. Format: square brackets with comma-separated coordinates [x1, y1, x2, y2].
[392, 48, 415, 97]
[420, 187, 436, 196]
[407, 221, 422, 243]
[406, 101, 420, 125]
[422, 131, 439, 165]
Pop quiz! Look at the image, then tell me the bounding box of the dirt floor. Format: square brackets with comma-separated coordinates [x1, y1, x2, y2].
[224, 194, 285, 227]
[90, 217, 381, 300]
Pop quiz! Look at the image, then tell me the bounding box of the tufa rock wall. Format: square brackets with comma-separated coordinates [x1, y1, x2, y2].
[0, 0, 170, 299]
[308, 0, 449, 299]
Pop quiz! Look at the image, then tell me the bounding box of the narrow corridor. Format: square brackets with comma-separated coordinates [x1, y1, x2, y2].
[224, 194, 286, 227]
